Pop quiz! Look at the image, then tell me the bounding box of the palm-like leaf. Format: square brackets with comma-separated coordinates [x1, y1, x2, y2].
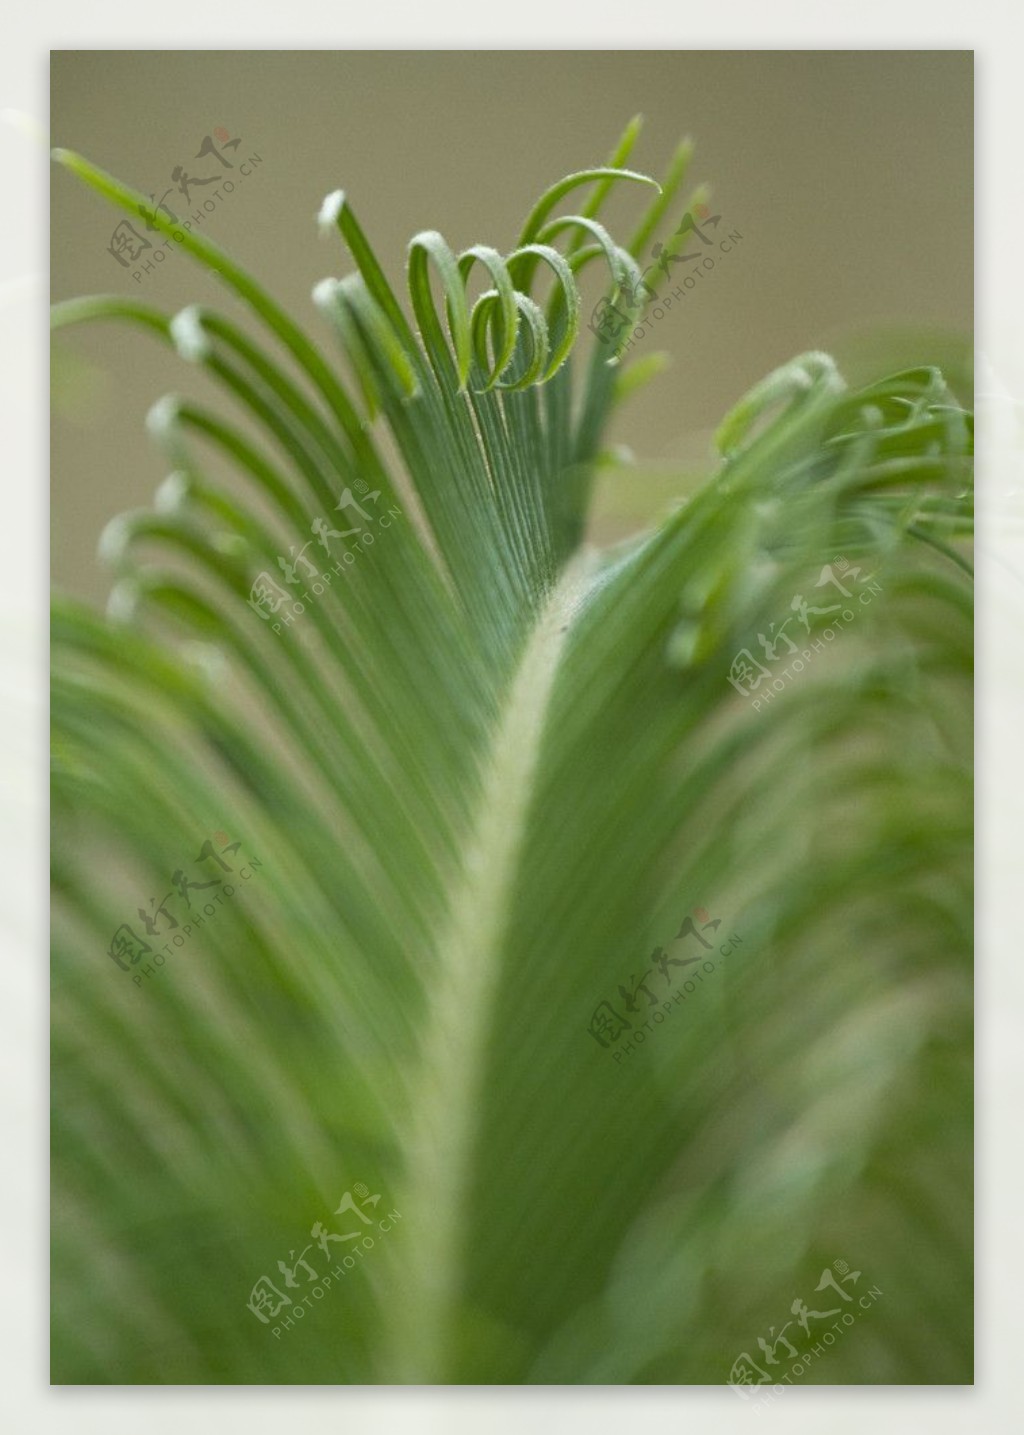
[51, 121, 972, 1385]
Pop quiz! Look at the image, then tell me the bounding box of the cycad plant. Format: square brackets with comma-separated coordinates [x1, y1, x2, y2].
[51, 120, 973, 1386]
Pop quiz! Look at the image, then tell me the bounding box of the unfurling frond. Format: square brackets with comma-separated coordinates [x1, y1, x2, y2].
[51, 119, 972, 1386]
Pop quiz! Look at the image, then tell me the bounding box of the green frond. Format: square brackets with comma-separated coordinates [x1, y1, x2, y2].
[51, 122, 972, 1386]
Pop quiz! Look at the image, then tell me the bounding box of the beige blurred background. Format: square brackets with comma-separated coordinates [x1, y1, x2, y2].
[51, 50, 973, 606]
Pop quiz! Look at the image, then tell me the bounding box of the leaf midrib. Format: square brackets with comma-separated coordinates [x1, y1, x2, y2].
[390, 551, 598, 1381]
